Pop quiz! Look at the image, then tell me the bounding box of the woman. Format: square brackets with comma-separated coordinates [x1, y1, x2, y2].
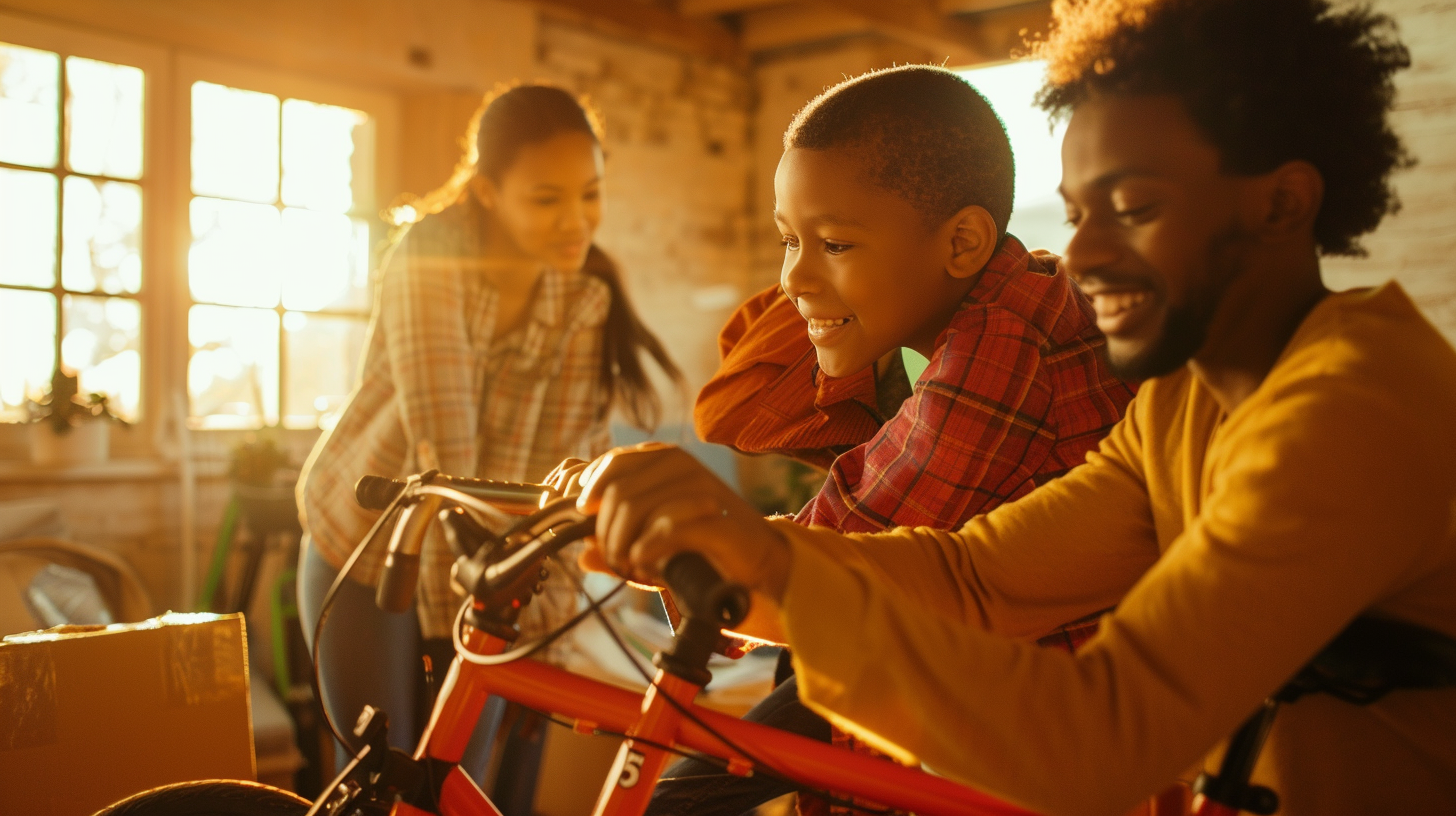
[296, 84, 681, 784]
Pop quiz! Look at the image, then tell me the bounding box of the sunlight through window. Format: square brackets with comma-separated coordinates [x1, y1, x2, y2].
[0, 43, 144, 423]
[186, 81, 372, 429]
[957, 60, 1072, 255]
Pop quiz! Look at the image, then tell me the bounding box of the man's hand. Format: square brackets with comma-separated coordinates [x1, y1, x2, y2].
[575, 444, 793, 603]
[543, 457, 590, 497]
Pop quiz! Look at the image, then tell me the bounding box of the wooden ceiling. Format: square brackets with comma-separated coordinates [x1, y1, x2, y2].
[532, 0, 1052, 66]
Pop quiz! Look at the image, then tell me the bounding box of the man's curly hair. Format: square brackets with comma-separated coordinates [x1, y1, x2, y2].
[1033, 0, 1413, 256]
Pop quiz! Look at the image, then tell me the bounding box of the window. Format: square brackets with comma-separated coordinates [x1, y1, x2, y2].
[0, 40, 146, 423]
[957, 60, 1073, 255]
[185, 76, 375, 430]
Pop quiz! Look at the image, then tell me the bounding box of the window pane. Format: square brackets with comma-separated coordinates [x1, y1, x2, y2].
[956, 61, 1073, 254]
[0, 289, 57, 421]
[61, 294, 140, 422]
[282, 98, 365, 213]
[0, 167, 58, 288]
[62, 176, 143, 294]
[65, 56, 144, 180]
[280, 208, 370, 312]
[0, 43, 59, 168]
[191, 81, 279, 203]
[189, 196, 281, 307]
[282, 311, 365, 429]
[188, 304, 279, 427]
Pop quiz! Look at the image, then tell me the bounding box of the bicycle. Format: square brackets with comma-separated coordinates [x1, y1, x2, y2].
[99, 469, 1456, 816]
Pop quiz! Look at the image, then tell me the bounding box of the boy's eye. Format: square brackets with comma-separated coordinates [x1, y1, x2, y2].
[823, 240, 852, 255]
[780, 236, 800, 251]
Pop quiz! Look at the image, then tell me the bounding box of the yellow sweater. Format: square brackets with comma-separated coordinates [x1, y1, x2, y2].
[775, 283, 1456, 816]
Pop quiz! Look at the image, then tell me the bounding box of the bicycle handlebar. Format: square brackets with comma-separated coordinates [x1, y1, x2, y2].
[355, 474, 554, 512]
[663, 551, 751, 629]
[355, 473, 751, 630]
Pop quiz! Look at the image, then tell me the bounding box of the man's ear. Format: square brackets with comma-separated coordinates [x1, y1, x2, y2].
[1253, 159, 1323, 241]
[946, 205, 998, 280]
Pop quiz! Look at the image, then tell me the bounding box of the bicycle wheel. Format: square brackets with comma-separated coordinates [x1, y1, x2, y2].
[94, 779, 309, 816]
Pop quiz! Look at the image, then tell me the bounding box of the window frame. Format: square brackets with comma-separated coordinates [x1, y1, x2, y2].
[0, 14, 401, 464]
[173, 54, 400, 432]
[0, 11, 172, 461]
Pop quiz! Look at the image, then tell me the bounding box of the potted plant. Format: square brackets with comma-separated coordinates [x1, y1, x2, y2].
[26, 368, 127, 467]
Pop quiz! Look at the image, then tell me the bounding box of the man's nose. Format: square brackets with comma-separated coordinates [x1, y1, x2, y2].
[1061, 218, 1122, 283]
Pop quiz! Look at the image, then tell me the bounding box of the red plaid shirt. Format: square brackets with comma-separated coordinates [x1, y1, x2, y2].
[696, 236, 1135, 815]
[696, 235, 1136, 534]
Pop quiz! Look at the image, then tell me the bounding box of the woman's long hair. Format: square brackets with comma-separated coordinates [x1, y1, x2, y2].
[386, 84, 682, 430]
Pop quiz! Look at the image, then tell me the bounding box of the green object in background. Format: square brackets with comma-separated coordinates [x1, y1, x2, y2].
[270, 567, 298, 700]
[902, 347, 930, 386]
[199, 497, 241, 613]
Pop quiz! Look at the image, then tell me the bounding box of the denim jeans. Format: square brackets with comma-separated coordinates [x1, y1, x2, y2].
[645, 675, 831, 816]
[297, 542, 504, 779]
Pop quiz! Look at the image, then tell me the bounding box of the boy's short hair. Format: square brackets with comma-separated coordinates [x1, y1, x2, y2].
[785, 65, 1015, 237]
[1033, 0, 1412, 257]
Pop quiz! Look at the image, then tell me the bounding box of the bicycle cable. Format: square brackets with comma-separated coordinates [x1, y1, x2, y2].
[309, 488, 408, 754]
[558, 566, 896, 815]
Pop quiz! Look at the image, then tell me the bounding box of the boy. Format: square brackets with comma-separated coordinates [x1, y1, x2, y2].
[654, 66, 1133, 815]
[582, 1, 1456, 814]
[696, 67, 1133, 535]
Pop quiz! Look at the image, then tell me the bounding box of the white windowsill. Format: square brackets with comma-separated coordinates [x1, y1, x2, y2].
[0, 458, 179, 484]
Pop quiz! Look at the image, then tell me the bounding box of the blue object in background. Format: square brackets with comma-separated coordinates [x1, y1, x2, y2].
[609, 423, 741, 496]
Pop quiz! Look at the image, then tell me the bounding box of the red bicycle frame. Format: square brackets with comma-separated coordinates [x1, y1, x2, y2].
[395, 619, 1038, 816]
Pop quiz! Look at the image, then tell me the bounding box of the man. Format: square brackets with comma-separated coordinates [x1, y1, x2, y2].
[576, 1, 1456, 814]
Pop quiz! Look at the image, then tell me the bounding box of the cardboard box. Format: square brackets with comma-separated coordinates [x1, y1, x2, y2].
[0, 613, 256, 815]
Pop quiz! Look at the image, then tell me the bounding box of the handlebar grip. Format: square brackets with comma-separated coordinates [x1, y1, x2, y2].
[356, 475, 403, 510]
[662, 551, 750, 629]
[375, 550, 420, 614]
[374, 495, 441, 613]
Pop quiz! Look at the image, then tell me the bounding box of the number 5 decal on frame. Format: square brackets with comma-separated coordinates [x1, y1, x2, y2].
[617, 750, 646, 789]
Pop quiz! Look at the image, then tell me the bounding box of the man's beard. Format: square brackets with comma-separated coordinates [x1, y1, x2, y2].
[1107, 225, 1251, 382]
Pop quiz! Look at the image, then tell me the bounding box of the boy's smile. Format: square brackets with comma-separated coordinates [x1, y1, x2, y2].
[773, 146, 987, 379]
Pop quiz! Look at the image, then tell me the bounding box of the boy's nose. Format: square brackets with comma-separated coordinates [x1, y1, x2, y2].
[780, 249, 819, 301]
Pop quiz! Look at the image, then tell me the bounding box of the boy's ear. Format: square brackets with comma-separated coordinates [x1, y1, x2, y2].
[946, 205, 998, 280]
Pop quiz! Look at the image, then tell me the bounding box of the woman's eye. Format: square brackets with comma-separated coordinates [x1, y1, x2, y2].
[533, 197, 560, 207]
[780, 236, 800, 251]
[823, 240, 851, 255]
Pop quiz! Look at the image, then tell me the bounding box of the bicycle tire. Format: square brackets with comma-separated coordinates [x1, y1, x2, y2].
[93, 779, 309, 816]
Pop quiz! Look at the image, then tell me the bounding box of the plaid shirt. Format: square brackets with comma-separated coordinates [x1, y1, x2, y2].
[696, 235, 1136, 534]
[298, 198, 613, 640]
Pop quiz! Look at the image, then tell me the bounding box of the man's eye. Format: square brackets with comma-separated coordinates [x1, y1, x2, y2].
[823, 241, 852, 255]
[780, 236, 800, 250]
[1114, 203, 1158, 223]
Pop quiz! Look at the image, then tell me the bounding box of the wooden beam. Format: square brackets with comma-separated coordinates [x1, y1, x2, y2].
[740, 4, 874, 52]
[679, 0, 788, 16]
[820, 0, 993, 63]
[531, 0, 741, 63]
[938, 0, 1044, 14]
